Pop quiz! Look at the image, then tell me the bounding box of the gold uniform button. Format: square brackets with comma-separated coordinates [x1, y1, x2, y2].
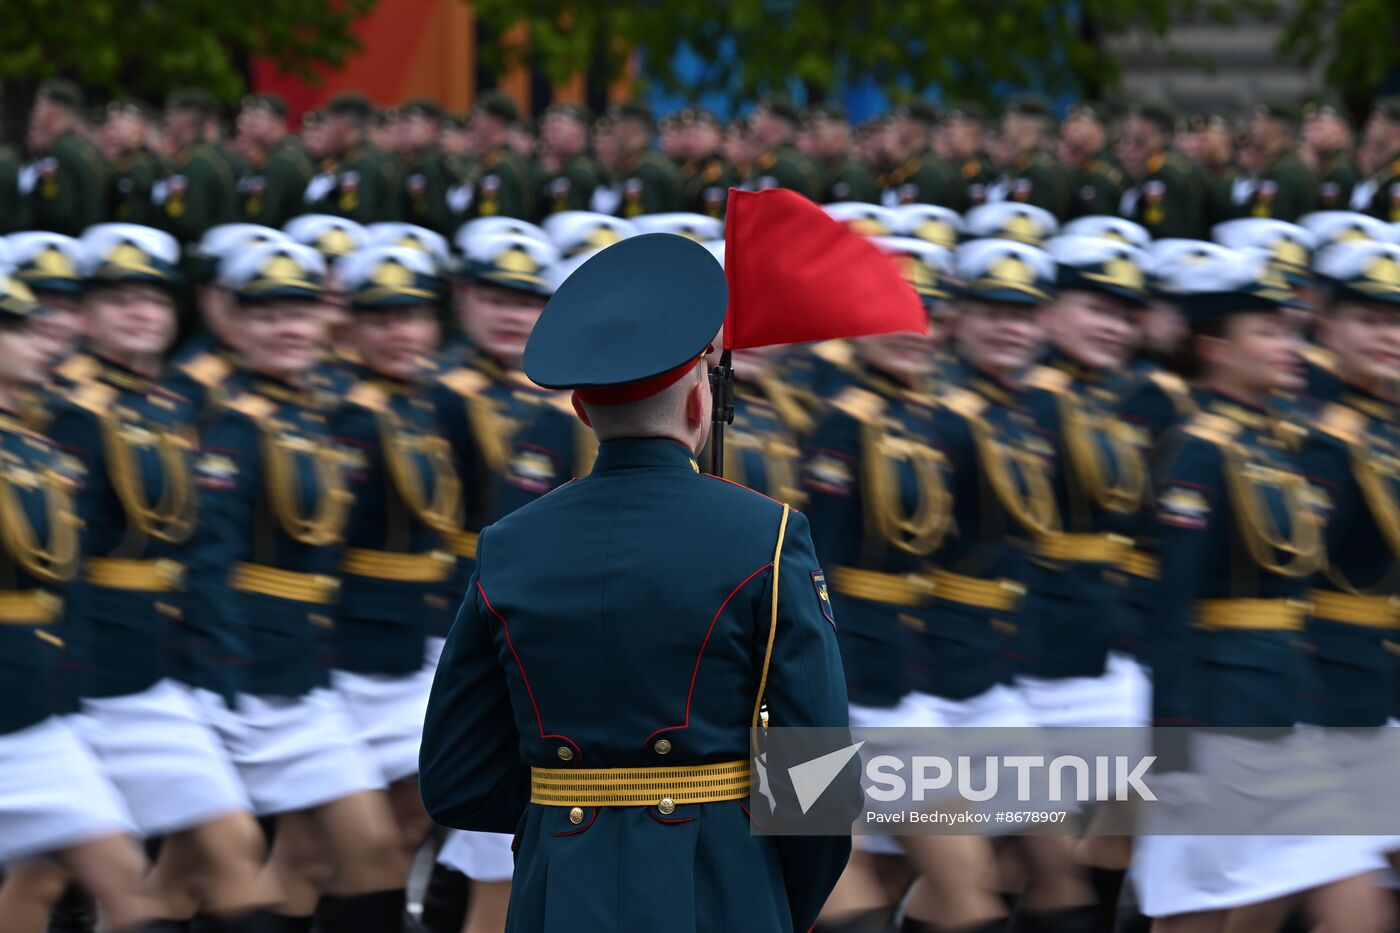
[568, 807, 584, 825]
[653, 738, 672, 755]
[657, 798, 676, 815]
[556, 746, 574, 762]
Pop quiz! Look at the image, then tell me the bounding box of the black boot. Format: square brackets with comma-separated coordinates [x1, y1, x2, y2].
[814, 906, 895, 933]
[417, 863, 470, 933]
[46, 884, 97, 933]
[316, 889, 407, 933]
[1089, 868, 1126, 933]
[903, 919, 1010, 933]
[204, 912, 311, 933]
[1015, 906, 1101, 933]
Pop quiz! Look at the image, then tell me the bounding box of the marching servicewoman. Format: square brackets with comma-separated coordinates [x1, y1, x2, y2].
[1133, 247, 1389, 931]
[183, 240, 407, 931]
[44, 224, 266, 928]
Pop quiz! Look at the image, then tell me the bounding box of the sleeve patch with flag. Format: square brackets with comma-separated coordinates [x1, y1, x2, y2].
[195, 450, 239, 490]
[811, 570, 835, 626]
[1158, 484, 1210, 530]
[806, 453, 854, 496]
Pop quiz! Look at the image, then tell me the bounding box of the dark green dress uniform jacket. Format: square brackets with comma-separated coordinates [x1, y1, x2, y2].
[1203, 162, 1244, 228]
[330, 370, 461, 674]
[750, 144, 824, 201]
[23, 129, 107, 236]
[879, 152, 962, 210]
[1004, 147, 1073, 219]
[468, 145, 534, 221]
[1127, 148, 1206, 240]
[1243, 150, 1316, 222]
[401, 145, 463, 237]
[159, 141, 238, 247]
[240, 137, 314, 230]
[959, 152, 999, 210]
[681, 151, 736, 218]
[108, 149, 163, 226]
[1316, 151, 1358, 212]
[1359, 151, 1400, 223]
[803, 372, 945, 708]
[539, 152, 603, 219]
[0, 407, 77, 735]
[1072, 150, 1129, 218]
[305, 143, 401, 225]
[46, 355, 197, 700]
[184, 376, 348, 701]
[420, 436, 856, 933]
[1298, 386, 1400, 726]
[820, 155, 878, 205]
[616, 149, 685, 218]
[1023, 357, 1150, 667]
[1147, 393, 1323, 736]
[912, 369, 1058, 699]
[0, 145, 27, 233]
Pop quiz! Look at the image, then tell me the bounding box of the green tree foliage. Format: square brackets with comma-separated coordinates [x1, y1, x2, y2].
[0, 0, 376, 102]
[469, 0, 1271, 108]
[1280, 0, 1400, 106]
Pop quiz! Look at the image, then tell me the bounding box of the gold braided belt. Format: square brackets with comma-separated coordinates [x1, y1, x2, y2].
[86, 558, 185, 592]
[1036, 532, 1133, 565]
[0, 590, 62, 623]
[444, 530, 478, 560]
[1193, 598, 1309, 632]
[1308, 590, 1400, 629]
[341, 548, 453, 583]
[230, 562, 339, 604]
[530, 760, 751, 809]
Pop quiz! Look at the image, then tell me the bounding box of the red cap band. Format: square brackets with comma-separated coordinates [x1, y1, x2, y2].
[571, 354, 704, 407]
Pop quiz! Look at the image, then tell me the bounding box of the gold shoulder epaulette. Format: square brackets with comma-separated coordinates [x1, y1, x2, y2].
[1299, 343, 1338, 375]
[55, 353, 99, 384]
[938, 386, 989, 423]
[439, 366, 490, 397]
[1023, 365, 1072, 395]
[226, 392, 278, 421]
[810, 340, 854, 369]
[1316, 402, 1367, 446]
[345, 380, 388, 413]
[831, 387, 885, 422]
[1183, 412, 1242, 448]
[179, 352, 233, 388]
[70, 380, 118, 415]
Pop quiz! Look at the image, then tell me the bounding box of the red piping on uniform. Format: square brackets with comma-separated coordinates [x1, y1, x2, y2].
[479, 581, 581, 762]
[701, 472, 787, 507]
[553, 806, 597, 837]
[739, 802, 768, 831]
[644, 561, 773, 749]
[649, 809, 695, 825]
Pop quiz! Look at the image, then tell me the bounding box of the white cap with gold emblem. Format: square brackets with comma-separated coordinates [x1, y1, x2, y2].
[462, 232, 560, 296]
[890, 204, 965, 248]
[963, 202, 1059, 246]
[630, 213, 724, 243]
[954, 238, 1056, 304]
[541, 211, 638, 258]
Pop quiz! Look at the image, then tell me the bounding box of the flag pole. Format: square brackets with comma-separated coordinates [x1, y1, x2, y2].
[708, 349, 734, 475]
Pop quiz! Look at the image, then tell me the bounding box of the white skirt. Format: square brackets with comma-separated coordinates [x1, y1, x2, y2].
[195, 687, 384, 816]
[1015, 652, 1151, 729]
[912, 683, 1037, 728]
[437, 829, 514, 883]
[72, 680, 250, 837]
[0, 718, 134, 864]
[332, 667, 434, 784]
[1133, 730, 1385, 915]
[424, 635, 448, 671]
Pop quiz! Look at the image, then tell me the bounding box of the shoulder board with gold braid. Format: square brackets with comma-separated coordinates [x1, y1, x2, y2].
[179, 351, 233, 389]
[831, 386, 885, 422]
[68, 380, 119, 416]
[345, 380, 388, 413]
[1023, 365, 1072, 396]
[1147, 369, 1196, 417]
[1299, 343, 1338, 375]
[55, 353, 100, 385]
[439, 366, 491, 398]
[225, 392, 278, 421]
[810, 340, 854, 369]
[1316, 401, 1367, 447]
[1182, 412, 1243, 449]
[938, 385, 989, 425]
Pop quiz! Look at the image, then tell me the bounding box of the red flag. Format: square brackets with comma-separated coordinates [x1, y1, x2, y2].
[722, 188, 927, 350]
